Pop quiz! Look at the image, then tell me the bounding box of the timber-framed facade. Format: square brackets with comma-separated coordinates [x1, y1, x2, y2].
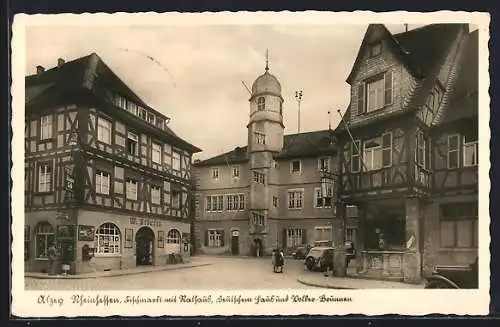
[25, 53, 201, 274]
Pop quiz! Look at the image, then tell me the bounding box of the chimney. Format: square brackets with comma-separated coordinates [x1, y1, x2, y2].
[36, 65, 45, 75]
[57, 58, 65, 67]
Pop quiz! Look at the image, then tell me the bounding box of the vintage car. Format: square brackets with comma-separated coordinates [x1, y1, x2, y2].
[424, 257, 478, 289]
[304, 246, 335, 272]
[291, 246, 309, 260]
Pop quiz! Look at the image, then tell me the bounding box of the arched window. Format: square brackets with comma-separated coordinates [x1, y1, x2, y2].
[166, 229, 181, 244]
[95, 223, 121, 255]
[257, 97, 265, 111]
[35, 222, 54, 259]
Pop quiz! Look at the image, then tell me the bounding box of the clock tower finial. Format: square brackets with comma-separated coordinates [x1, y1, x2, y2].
[265, 49, 269, 71]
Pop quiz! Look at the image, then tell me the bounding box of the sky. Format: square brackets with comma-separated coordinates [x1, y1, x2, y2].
[25, 23, 426, 160]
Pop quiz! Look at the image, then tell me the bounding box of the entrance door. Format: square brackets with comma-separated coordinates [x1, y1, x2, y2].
[136, 227, 155, 266]
[254, 239, 262, 257]
[231, 230, 239, 255]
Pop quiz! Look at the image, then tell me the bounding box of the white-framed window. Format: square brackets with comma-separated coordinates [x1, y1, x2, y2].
[95, 170, 110, 195]
[172, 191, 181, 209]
[252, 212, 265, 226]
[463, 134, 478, 167]
[97, 117, 112, 144]
[147, 113, 155, 125]
[40, 115, 53, 140]
[314, 187, 332, 208]
[255, 132, 266, 145]
[416, 131, 428, 169]
[257, 97, 265, 111]
[253, 171, 265, 184]
[370, 42, 382, 57]
[232, 166, 240, 178]
[366, 76, 385, 112]
[211, 167, 219, 180]
[286, 228, 304, 248]
[126, 179, 138, 201]
[95, 223, 121, 255]
[290, 160, 302, 174]
[447, 134, 459, 169]
[227, 195, 234, 211]
[126, 100, 137, 115]
[151, 185, 161, 205]
[287, 189, 303, 209]
[172, 151, 181, 171]
[126, 132, 138, 155]
[315, 226, 332, 243]
[273, 196, 278, 207]
[363, 138, 382, 171]
[351, 140, 361, 173]
[139, 108, 147, 120]
[151, 142, 162, 164]
[226, 194, 244, 211]
[207, 229, 224, 248]
[38, 164, 52, 192]
[238, 194, 245, 210]
[318, 157, 330, 172]
[206, 195, 224, 212]
[167, 229, 181, 244]
[35, 222, 54, 259]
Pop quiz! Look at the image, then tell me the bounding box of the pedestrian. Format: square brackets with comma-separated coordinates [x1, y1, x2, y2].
[47, 241, 59, 275]
[272, 248, 277, 273]
[277, 248, 285, 273]
[378, 233, 386, 251]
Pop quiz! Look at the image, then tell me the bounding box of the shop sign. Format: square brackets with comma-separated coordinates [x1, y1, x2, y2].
[129, 217, 162, 228]
[78, 225, 95, 241]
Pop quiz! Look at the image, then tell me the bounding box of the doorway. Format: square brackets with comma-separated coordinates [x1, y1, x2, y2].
[231, 230, 239, 255]
[254, 238, 262, 257]
[136, 227, 155, 266]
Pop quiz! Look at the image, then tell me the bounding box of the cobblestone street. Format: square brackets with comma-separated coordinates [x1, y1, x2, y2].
[25, 256, 313, 291]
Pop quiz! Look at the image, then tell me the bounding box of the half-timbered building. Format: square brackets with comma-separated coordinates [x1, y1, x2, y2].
[25, 53, 201, 274]
[336, 24, 478, 283]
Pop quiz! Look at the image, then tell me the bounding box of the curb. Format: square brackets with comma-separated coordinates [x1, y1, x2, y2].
[297, 276, 355, 289]
[25, 263, 212, 280]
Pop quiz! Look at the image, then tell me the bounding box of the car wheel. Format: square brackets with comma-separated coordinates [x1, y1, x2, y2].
[425, 280, 454, 289]
[305, 257, 315, 271]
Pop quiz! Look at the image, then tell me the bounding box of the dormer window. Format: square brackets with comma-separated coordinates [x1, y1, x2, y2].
[370, 42, 382, 57]
[257, 97, 265, 111]
[357, 71, 393, 114]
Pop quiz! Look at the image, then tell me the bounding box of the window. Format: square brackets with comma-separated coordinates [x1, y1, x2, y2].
[96, 170, 110, 195]
[232, 166, 240, 178]
[367, 76, 385, 112]
[126, 179, 138, 200]
[167, 229, 181, 244]
[171, 191, 181, 209]
[207, 229, 224, 248]
[255, 132, 266, 145]
[252, 213, 265, 226]
[97, 118, 112, 144]
[290, 160, 301, 173]
[152, 142, 162, 164]
[212, 168, 219, 180]
[448, 135, 459, 169]
[147, 113, 155, 125]
[440, 202, 478, 248]
[314, 187, 332, 208]
[127, 132, 138, 155]
[40, 115, 53, 140]
[227, 195, 234, 211]
[288, 190, 303, 209]
[238, 194, 245, 210]
[382, 132, 392, 167]
[359, 71, 393, 114]
[318, 157, 330, 172]
[38, 164, 52, 192]
[35, 222, 54, 259]
[345, 227, 357, 243]
[416, 131, 428, 168]
[463, 134, 478, 167]
[286, 228, 304, 248]
[95, 223, 121, 255]
[151, 185, 161, 205]
[156, 117, 164, 129]
[351, 140, 361, 173]
[139, 108, 147, 120]
[315, 226, 332, 242]
[126, 101, 137, 115]
[363, 137, 382, 171]
[257, 97, 265, 111]
[370, 42, 382, 57]
[253, 171, 265, 184]
[172, 152, 181, 171]
[226, 194, 243, 211]
[273, 196, 278, 207]
[206, 195, 224, 212]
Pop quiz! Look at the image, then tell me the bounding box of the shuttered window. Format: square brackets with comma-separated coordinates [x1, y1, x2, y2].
[358, 71, 393, 114]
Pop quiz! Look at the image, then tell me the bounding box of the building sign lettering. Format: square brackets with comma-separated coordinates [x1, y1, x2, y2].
[129, 217, 162, 228]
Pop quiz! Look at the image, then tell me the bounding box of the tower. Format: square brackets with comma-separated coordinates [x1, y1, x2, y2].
[246, 51, 284, 255]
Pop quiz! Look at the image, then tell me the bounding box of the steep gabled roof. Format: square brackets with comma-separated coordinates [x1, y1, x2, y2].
[194, 130, 337, 167]
[437, 29, 479, 124]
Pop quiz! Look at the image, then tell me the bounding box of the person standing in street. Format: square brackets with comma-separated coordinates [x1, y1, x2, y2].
[47, 242, 59, 275]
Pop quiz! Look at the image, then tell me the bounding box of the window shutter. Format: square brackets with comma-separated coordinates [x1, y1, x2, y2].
[357, 84, 365, 114]
[302, 229, 307, 245]
[204, 230, 208, 247]
[220, 230, 225, 247]
[384, 71, 393, 105]
[282, 229, 288, 249]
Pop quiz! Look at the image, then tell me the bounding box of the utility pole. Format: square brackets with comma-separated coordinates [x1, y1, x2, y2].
[295, 90, 303, 133]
